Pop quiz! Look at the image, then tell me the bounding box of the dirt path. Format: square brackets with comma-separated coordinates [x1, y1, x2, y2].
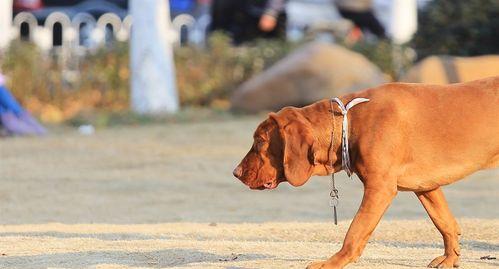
[0, 118, 498, 268]
[1, 220, 498, 268]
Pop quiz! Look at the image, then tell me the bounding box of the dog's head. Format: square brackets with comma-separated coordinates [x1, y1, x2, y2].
[233, 107, 317, 190]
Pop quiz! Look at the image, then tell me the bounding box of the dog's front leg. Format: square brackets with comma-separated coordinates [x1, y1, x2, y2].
[307, 179, 397, 269]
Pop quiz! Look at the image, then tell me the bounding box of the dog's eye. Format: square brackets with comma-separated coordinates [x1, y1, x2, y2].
[254, 141, 263, 150]
[254, 138, 266, 151]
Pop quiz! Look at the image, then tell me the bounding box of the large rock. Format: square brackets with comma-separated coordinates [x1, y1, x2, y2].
[400, 55, 499, 84]
[231, 42, 387, 112]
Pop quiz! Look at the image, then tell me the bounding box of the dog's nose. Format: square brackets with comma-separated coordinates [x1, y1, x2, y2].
[233, 166, 243, 178]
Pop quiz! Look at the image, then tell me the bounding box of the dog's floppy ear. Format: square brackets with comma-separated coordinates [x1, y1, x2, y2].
[269, 108, 316, 186]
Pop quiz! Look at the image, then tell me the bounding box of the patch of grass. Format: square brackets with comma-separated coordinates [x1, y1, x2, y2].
[66, 107, 257, 128]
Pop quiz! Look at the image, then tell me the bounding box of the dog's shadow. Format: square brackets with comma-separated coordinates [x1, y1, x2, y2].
[370, 240, 499, 268]
[0, 249, 270, 268]
[0, 231, 270, 268]
[376, 239, 499, 251]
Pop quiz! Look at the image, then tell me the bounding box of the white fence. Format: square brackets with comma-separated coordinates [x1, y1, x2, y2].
[11, 11, 210, 54]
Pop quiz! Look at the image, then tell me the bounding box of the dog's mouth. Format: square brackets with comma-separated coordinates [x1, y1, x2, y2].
[250, 178, 284, 190]
[263, 181, 278, 189]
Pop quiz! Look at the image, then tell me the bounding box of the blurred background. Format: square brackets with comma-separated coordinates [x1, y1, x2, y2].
[0, 0, 497, 127]
[0, 1, 498, 268]
[0, 0, 498, 223]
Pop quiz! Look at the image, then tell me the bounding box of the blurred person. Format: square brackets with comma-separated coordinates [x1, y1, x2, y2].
[0, 73, 46, 136]
[335, 0, 386, 39]
[209, 0, 287, 44]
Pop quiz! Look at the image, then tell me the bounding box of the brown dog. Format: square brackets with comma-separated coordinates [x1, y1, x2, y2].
[233, 76, 499, 268]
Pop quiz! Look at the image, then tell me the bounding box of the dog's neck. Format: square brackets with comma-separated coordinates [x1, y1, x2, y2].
[300, 100, 345, 176]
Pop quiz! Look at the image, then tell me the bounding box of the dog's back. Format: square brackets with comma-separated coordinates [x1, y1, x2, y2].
[350, 76, 499, 190]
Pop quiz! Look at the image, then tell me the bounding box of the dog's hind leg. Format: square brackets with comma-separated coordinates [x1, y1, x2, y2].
[416, 187, 460, 268]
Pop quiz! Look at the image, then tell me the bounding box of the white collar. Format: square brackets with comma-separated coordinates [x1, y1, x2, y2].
[331, 97, 370, 177]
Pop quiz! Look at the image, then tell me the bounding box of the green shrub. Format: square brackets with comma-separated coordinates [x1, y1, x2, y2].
[345, 40, 413, 79]
[2, 33, 406, 123]
[0, 41, 130, 122]
[0, 34, 293, 122]
[412, 0, 499, 59]
[175, 32, 295, 107]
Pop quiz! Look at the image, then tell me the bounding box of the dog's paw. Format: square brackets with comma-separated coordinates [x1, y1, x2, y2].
[428, 255, 460, 268]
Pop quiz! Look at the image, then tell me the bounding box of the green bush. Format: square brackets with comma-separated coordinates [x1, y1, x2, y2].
[412, 0, 499, 59]
[0, 34, 293, 122]
[175, 32, 295, 107]
[345, 40, 413, 79]
[0, 41, 130, 122]
[1, 33, 404, 123]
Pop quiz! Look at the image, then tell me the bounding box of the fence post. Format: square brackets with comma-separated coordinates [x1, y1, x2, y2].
[130, 0, 179, 114]
[0, 0, 13, 51]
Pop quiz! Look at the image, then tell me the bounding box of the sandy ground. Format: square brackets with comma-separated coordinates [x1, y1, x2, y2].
[0, 118, 498, 268]
[1, 220, 498, 268]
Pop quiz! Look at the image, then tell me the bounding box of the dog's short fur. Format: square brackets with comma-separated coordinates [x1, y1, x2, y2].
[233, 76, 499, 268]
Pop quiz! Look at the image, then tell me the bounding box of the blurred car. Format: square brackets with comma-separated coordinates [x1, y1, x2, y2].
[13, 0, 128, 46]
[13, 0, 128, 23]
[171, 0, 195, 14]
[13, 0, 205, 47]
[13, 0, 43, 11]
